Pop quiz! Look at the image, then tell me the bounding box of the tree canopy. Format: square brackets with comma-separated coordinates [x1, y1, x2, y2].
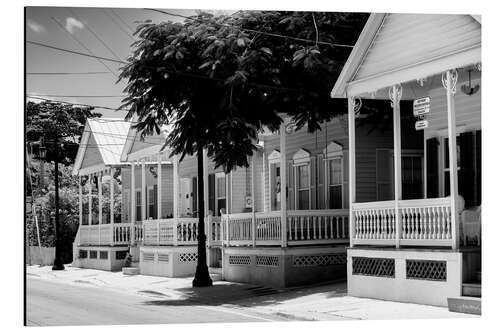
[119, 11, 368, 172]
[26, 101, 102, 164]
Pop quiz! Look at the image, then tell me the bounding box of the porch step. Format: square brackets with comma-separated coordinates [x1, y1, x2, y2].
[448, 296, 481, 315]
[462, 282, 481, 298]
[122, 267, 140, 275]
[210, 273, 222, 282]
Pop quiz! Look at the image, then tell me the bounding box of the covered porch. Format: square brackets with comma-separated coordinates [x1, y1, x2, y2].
[331, 13, 481, 307]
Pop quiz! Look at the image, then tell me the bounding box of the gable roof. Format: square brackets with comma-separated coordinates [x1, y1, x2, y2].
[73, 118, 131, 175]
[331, 13, 481, 98]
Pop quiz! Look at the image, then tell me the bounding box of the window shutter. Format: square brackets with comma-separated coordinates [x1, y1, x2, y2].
[476, 130, 481, 206]
[310, 157, 316, 209]
[426, 138, 439, 198]
[287, 161, 295, 209]
[192, 177, 197, 216]
[376, 149, 393, 200]
[153, 185, 158, 219]
[208, 174, 215, 215]
[459, 131, 474, 207]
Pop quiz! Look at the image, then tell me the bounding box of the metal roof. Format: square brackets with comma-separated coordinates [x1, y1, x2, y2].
[87, 118, 131, 165]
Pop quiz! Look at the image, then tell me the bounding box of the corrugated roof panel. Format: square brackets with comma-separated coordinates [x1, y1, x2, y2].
[87, 118, 131, 166]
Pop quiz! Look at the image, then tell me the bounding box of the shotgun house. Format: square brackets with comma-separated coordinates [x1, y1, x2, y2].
[108, 108, 422, 287]
[331, 13, 481, 308]
[72, 118, 132, 271]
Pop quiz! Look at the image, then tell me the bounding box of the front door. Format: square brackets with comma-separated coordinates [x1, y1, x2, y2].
[180, 178, 192, 217]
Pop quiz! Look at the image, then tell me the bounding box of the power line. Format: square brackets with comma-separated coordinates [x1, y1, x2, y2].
[68, 8, 124, 62]
[144, 8, 355, 48]
[29, 94, 126, 98]
[26, 71, 111, 75]
[50, 16, 119, 77]
[109, 8, 135, 33]
[103, 9, 135, 41]
[27, 95, 129, 112]
[26, 40, 319, 94]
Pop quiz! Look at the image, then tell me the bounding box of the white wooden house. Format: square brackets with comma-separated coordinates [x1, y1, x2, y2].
[331, 13, 481, 308]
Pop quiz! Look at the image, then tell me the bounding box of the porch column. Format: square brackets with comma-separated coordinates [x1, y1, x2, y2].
[262, 148, 267, 213]
[141, 160, 146, 222]
[389, 84, 403, 248]
[98, 171, 102, 246]
[110, 168, 114, 246]
[173, 155, 179, 219]
[88, 173, 92, 226]
[78, 176, 82, 245]
[251, 153, 256, 247]
[203, 149, 209, 217]
[279, 122, 287, 247]
[130, 162, 136, 245]
[443, 69, 460, 250]
[173, 155, 179, 246]
[347, 96, 356, 248]
[157, 153, 162, 220]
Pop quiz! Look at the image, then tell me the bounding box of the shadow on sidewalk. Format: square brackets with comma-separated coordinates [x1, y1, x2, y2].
[141, 280, 347, 307]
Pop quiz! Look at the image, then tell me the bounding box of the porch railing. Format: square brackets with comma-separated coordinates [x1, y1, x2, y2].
[142, 216, 223, 246]
[77, 221, 143, 246]
[222, 209, 349, 247]
[352, 197, 453, 247]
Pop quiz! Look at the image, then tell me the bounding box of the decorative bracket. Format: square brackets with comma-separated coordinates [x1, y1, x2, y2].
[388, 84, 403, 108]
[349, 96, 363, 114]
[441, 69, 458, 95]
[416, 77, 427, 87]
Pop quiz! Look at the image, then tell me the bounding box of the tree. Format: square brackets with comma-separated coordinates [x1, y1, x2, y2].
[26, 101, 101, 267]
[119, 11, 368, 286]
[26, 101, 101, 164]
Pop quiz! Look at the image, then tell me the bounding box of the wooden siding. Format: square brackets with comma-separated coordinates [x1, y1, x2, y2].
[121, 164, 174, 218]
[261, 116, 423, 206]
[424, 77, 481, 138]
[355, 14, 481, 82]
[80, 133, 104, 169]
[128, 133, 164, 155]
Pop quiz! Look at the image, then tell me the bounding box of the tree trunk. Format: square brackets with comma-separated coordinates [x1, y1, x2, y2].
[192, 146, 213, 287]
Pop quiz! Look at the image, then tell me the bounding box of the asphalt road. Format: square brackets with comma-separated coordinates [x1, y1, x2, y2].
[26, 278, 287, 326]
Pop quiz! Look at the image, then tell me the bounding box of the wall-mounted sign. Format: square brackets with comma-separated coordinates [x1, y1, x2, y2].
[413, 96, 431, 116]
[415, 119, 429, 130]
[245, 196, 253, 208]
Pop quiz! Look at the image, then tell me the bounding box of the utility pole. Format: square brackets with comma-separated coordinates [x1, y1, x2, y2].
[52, 135, 64, 270]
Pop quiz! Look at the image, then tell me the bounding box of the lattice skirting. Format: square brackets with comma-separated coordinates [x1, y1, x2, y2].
[406, 259, 447, 281]
[229, 255, 251, 265]
[178, 252, 197, 263]
[256, 255, 279, 267]
[293, 253, 347, 267]
[352, 256, 395, 278]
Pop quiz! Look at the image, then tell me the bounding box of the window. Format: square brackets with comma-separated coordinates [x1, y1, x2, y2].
[327, 158, 343, 208]
[402, 155, 423, 199]
[147, 186, 157, 219]
[268, 150, 281, 211]
[215, 173, 226, 215]
[135, 190, 141, 221]
[122, 190, 129, 223]
[270, 163, 281, 211]
[317, 155, 325, 209]
[296, 164, 310, 209]
[293, 149, 312, 210]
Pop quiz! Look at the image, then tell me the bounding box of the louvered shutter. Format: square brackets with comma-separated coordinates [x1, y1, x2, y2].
[476, 130, 481, 206]
[426, 138, 439, 198]
[459, 132, 474, 207]
[310, 157, 316, 209]
[208, 174, 215, 215]
[287, 161, 295, 209]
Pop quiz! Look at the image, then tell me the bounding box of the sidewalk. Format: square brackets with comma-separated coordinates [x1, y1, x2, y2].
[26, 265, 479, 321]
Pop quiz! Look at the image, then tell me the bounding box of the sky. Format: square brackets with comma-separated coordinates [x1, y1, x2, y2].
[26, 7, 231, 118]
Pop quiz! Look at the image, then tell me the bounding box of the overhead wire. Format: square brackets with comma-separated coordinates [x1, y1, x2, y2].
[50, 16, 119, 77]
[144, 8, 355, 48]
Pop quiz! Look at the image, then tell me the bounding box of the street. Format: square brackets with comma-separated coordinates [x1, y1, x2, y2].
[26, 277, 286, 326]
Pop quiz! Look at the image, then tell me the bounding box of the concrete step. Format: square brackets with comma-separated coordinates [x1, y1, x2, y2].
[462, 282, 481, 297]
[210, 273, 222, 282]
[122, 267, 140, 275]
[448, 296, 481, 315]
[208, 267, 222, 274]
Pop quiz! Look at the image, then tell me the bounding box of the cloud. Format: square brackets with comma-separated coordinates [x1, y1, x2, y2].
[65, 17, 84, 34]
[27, 20, 46, 33]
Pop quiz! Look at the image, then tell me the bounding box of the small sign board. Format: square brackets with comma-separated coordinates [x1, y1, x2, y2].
[413, 96, 431, 116]
[415, 119, 429, 130]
